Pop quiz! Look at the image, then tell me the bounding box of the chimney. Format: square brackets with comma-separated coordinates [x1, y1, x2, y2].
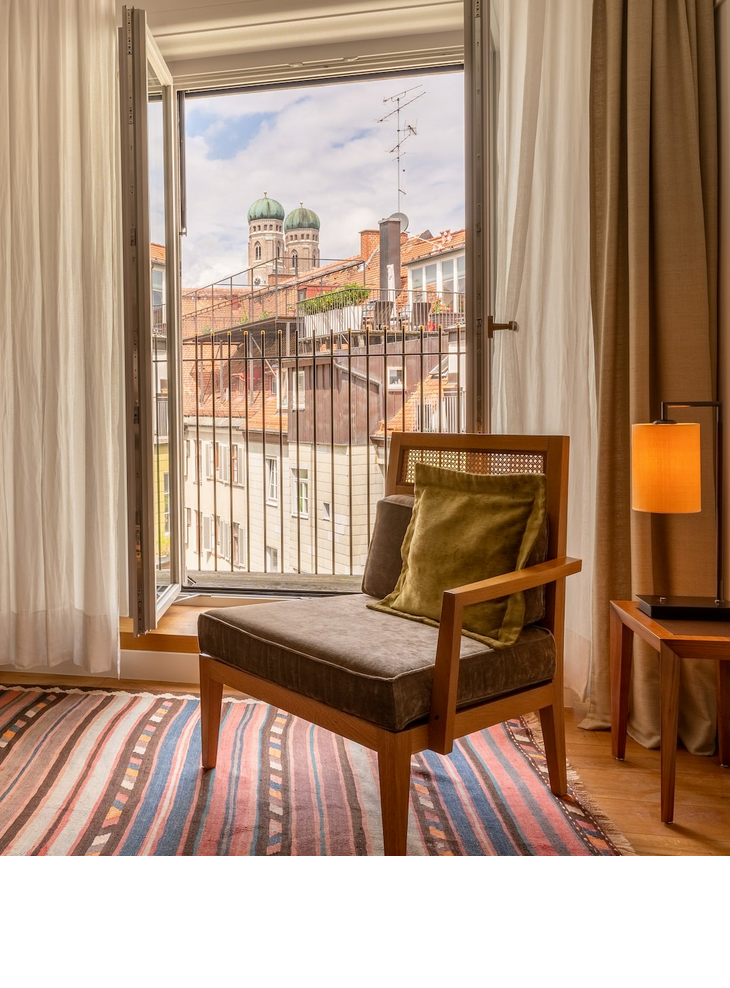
[359, 229, 380, 260]
[378, 216, 402, 298]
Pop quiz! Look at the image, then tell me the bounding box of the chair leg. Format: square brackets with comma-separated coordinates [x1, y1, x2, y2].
[377, 732, 413, 856]
[199, 655, 224, 770]
[539, 700, 568, 797]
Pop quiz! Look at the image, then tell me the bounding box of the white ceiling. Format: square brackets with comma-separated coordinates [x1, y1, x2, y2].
[117, 1, 464, 89]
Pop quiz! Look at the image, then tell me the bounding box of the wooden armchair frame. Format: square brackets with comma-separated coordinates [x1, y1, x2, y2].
[199, 432, 581, 855]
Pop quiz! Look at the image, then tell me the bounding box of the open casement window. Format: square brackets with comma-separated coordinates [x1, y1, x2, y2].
[119, 7, 182, 634]
[464, 0, 496, 432]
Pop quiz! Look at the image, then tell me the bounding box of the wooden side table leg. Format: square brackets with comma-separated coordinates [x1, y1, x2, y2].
[716, 660, 730, 768]
[659, 643, 681, 824]
[610, 604, 633, 760]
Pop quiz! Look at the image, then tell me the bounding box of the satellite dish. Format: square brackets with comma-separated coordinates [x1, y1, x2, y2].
[389, 211, 409, 233]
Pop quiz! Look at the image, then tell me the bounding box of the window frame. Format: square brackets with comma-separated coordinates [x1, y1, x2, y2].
[265, 455, 279, 506]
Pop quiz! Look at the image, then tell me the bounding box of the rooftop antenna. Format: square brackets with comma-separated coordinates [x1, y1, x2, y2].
[377, 84, 424, 213]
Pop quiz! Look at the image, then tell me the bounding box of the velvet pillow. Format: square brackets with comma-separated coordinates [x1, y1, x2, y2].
[361, 494, 415, 599]
[367, 463, 547, 648]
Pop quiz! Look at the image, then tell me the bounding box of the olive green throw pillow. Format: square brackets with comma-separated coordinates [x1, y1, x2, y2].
[367, 463, 547, 648]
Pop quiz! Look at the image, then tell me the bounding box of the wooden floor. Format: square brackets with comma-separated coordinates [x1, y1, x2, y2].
[565, 704, 730, 855]
[2, 669, 729, 855]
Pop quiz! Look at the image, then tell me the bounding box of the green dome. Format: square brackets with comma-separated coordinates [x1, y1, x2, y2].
[247, 194, 285, 223]
[285, 204, 320, 232]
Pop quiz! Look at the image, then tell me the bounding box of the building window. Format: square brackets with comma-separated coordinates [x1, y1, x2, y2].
[184, 438, 190, 478]
[254, 241, 261, 260]
[203, 514, 212, 552]
[266, 545, 279, 572]
[219, 518, 231, 559]
[291, 251, 298, 271]
[232, 522, 243, 566]
[425, 263, 438, 296]
[217, 443, 230, 483]
[185, 506, 191, 545]
[291, 368, 306, 409]
[152, 267, 165, 327]
[291, 469, 309, 518]
[388, 365, 403, 390]
[411, 267, 424, 302]
[276, 242, 281, 258]
[322, 502, 331, 522]
[441, 258, 455, 309]
[266, 456, 279, 505]
[204, 441, 214, 480]
[232, 445, 244, 486]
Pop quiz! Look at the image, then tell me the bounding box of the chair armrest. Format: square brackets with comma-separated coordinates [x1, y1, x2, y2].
[448, 556, 582, 604]
[427, 556, 582, 754]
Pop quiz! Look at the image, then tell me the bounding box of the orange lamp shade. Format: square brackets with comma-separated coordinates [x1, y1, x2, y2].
[631, 422, 702, 513]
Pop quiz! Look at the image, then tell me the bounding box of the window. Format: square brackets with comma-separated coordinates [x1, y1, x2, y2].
[266, 545, 279, 572]
[442, 258, 455, 309]
[425, 263, 438, 297]
[203, 514, 212, 552]
[388, 365, 403, 390]
[219, 518, 230, 559]
[232, 444, 244, 486]
[185, 506, 191, 545]
[204, 441, 214, 480]
[266, 456, 279, 505]
[152, 267, 165, 327]
[411, 267, 424, 301]
[184, 438, 190, 478]
[254, 241, 261, 260]
[233, 522, 243, 566]
[291, 468, 309, 518]
[291, 251, 298, 271]
[322, 501, 331, 522]
[217, 443, 230, 483]
[291, 368, 305, 410]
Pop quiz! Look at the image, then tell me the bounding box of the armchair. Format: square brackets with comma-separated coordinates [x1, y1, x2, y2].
[198, 432, 581, 855]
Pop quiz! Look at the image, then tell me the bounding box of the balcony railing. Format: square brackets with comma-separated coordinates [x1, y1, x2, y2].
[180, 287, 466, 585]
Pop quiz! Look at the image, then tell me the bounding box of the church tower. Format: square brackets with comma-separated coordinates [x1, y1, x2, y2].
[284, 203, 321, 276]
[247, 193, 285, 286]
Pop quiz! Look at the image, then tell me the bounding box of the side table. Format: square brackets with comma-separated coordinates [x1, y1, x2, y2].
[610, 599, 730, 823]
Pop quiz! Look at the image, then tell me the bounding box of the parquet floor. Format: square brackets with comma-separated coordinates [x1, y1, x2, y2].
[2, 669, 730, 854]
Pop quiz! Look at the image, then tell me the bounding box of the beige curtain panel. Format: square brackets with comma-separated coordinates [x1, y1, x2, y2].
[586, 0, 719, 753]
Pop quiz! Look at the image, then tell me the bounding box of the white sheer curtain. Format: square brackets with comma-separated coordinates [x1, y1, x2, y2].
[0, 0, 122, 673]
[491, 0, 595, 699]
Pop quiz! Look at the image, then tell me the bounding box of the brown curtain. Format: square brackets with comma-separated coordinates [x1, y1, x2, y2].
[585, 0, 719, 754]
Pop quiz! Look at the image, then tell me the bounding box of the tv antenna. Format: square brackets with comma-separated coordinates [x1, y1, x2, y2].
[377, 84, 424, 213]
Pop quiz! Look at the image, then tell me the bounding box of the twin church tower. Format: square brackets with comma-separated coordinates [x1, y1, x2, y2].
[247, 193, 321, 286]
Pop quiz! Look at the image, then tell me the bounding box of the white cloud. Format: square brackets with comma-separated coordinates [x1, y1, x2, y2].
[181, 71, 465, 287]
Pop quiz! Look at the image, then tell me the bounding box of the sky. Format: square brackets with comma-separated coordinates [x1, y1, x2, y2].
[180, 70, 465, 289]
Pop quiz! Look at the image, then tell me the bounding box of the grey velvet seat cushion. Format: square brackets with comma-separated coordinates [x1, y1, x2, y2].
[198, 594, 555, 732]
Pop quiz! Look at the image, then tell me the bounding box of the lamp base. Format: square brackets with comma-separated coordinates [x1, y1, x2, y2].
[637, 595, 730, 621]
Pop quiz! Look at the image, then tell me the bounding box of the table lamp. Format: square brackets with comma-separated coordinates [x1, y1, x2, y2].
[631, 400, 730, 620]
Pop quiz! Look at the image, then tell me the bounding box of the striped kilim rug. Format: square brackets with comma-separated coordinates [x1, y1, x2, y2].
[0, 685, 632, 856]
